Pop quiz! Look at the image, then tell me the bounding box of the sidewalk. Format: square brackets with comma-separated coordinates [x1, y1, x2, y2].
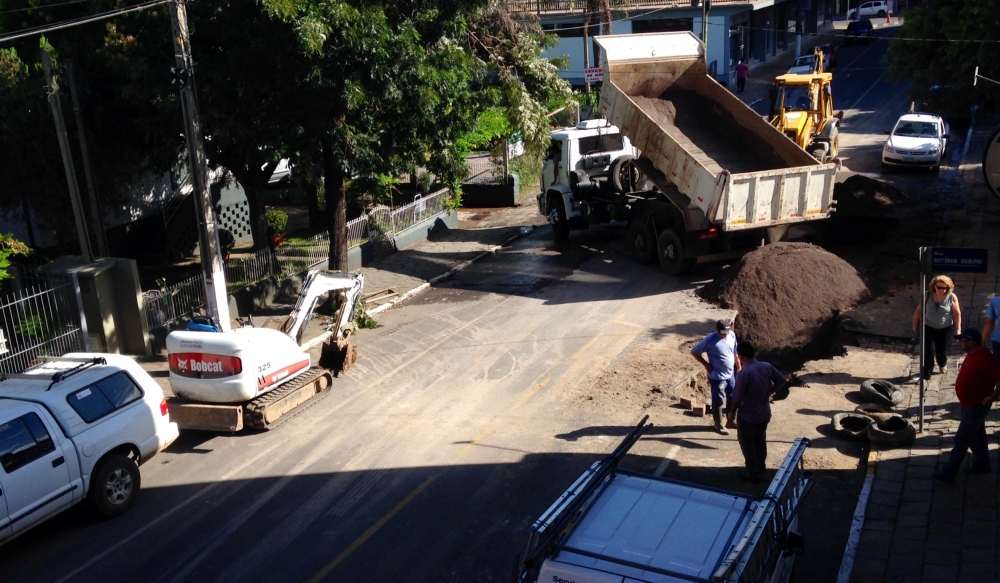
[846, 124, 1000, 582]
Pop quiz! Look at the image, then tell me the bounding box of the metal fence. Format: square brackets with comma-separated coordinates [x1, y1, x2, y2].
[0, 277, 85, 375]
[465, 154, 507, 185]
[508, 0, 741, 13]
[142, 188, 452, 332]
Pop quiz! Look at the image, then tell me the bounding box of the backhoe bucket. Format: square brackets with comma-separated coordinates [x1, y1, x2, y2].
[320, 338, 356, 376]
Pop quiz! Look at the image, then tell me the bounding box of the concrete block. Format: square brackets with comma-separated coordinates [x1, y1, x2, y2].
[691, 405, 705, 417]
[680, 398, 693, 409]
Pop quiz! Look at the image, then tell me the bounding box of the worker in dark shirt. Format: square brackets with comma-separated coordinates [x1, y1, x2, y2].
[934, 329, 1000, 482]
[728, 342, 787, 484]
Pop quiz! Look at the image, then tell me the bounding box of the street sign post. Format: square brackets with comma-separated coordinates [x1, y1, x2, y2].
[917, 247, 989, 432]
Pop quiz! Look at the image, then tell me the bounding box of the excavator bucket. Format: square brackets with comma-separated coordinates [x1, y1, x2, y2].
[320, 338, 356, 376]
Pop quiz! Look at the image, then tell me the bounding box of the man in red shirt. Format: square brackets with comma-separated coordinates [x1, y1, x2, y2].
[934, 329, 1000, 482]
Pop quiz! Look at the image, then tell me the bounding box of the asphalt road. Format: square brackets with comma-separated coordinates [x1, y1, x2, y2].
[0, 24, 966, 583]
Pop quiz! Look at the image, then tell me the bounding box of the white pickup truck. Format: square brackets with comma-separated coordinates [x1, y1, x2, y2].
[517, 418, 812, 583]
[0, 354, 179, 544]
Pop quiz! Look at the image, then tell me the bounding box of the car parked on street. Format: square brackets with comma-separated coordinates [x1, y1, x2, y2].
[0, 354, 179, 545]
[882, 113, 950, 171]
[845, 18, 875, 44]
[787, 54, 818, 74]
[847, 0, 887, 19]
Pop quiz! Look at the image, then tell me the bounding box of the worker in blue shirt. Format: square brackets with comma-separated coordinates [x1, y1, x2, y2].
[691, 319, 740, 435]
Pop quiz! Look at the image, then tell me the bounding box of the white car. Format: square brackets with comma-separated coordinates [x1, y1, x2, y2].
[847, 0, 888, 19]
[787, 55, 817, 75]
[0, 354, 178, 544]
[882, 113, 950, 171]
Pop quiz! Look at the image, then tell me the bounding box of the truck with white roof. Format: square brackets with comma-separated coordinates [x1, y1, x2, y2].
[516, 418, 812, 583]
[0, 354, 179, 544]
[538, 31, 840, 275]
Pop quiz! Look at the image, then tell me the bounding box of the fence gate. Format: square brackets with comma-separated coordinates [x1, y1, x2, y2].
[0, 278, 85, 375]
[366, 205, 397, 261]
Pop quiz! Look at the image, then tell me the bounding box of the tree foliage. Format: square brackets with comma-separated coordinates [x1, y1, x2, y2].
[887, 1, 1000, 119]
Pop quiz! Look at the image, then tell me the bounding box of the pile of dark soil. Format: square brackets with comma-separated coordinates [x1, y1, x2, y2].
[833, 175, 907, 218]
[698, 242, 870, 369]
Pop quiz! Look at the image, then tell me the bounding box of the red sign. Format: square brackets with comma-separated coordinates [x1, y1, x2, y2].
[256, 359, 309, 392]
[169, 353, 243, 379]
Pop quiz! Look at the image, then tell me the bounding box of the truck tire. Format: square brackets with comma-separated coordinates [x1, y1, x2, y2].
[877, 9, 886, 16]
[548, 194, 570, 240]
[860, 379, 903, 407]
[610, 156, 640, 193]
[91, 455, 140, 518]
[627, 219, 656, 264]
[855, 403, 896, 424]
[656, 228, 694, 276]
[831, 413, 872, 440]
[867, 415, 917, 448]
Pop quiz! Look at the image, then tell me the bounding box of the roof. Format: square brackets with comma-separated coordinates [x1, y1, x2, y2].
[897, 112, 944, 122]
[550, 472, 755, 582]
[550, 124, 624, 141]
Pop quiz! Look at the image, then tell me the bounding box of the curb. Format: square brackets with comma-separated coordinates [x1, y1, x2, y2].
[835, 445, 878, 583]
[301, 224, 539, 352]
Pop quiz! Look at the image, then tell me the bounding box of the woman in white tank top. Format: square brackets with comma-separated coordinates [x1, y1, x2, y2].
[912, 275, 962, 380]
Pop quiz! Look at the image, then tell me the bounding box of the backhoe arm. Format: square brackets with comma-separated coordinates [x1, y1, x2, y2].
[280, 270, 366, 345]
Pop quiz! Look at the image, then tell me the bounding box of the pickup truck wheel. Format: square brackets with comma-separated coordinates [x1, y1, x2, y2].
[877, 9, 886, 15]
[548, 196, 570, 240]
[656, 229, 694, 276]
[91, 455, 140, 518]
[627, 219, 656, 264]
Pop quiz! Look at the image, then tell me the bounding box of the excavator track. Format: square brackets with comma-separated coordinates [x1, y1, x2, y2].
[244, 367, 333, 430]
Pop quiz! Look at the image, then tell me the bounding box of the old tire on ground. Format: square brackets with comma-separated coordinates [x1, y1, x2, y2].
[868, 415, 917, 448]
[91, 455, 140, 518]
[860, 379, 903, 407]
[656, 228, 694, 276]
[548, 194, 570, 241]
[627, 219, 656, 264]
[610, 156, 641, 193]
[831, 413, 872, 440]
[855, 403, 896, 424]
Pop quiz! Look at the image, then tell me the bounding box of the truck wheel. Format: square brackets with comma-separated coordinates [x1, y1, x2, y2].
[91, 455, 140, 518]
[548, 196, 570, 241]
[610, 156, 640, 193]
[877, 9, 886, 16]
[656, 229, 693, 276]
[627, 219, 656, 264]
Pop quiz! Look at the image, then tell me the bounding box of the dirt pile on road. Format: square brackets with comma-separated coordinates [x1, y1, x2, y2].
[833, 175, 907, 218]
[698, 242, 870, 369]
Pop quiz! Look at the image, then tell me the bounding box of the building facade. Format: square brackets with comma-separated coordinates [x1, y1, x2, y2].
[518, 0, 834, 88]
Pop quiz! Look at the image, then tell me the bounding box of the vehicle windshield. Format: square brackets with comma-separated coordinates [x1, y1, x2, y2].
[780, 85, 813, 111]
[578, 133, 625, 154]
[792, 56, 813, 68]
[893, 121, 939, 138]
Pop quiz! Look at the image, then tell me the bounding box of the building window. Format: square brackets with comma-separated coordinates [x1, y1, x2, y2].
[541, 22, 598, 38]
[630, 18, 693, 34]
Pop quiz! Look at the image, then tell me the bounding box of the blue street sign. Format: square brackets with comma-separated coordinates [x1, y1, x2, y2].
[924, 247, 989, 274]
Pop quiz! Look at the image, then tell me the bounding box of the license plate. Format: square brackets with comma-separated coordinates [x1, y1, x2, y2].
[903, 156, 914, 162]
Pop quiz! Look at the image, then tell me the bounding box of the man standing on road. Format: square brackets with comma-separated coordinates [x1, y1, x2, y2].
[981, 296, 1000, 360]
[934, 329, 1000, 482]
[735, 60, 749, 94]
[727, 342, 787, 484]
[691, 319, 740, 435]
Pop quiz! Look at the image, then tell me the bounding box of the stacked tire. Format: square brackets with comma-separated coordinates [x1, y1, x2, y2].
[828, 379, 914, 447]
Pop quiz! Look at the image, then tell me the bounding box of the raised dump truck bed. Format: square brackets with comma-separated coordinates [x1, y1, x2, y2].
[596, 32, 839, 231]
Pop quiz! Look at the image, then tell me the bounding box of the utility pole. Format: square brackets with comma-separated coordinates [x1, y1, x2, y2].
[168, 0, 231, 331]
[66, 60, 109, 258]
[582, 14, 592, 99]
[41, 49, 92, 263]
[702, 0, 710, 55]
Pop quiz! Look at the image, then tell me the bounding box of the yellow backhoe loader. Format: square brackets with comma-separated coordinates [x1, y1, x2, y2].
[769, 48, 844, 162]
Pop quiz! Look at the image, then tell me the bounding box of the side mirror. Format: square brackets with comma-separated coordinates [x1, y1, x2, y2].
[884, 130, 891, 135]
[785, 531, 805, 556]
[943, 133, 951, 139]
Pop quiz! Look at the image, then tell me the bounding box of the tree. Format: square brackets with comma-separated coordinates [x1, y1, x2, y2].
[886, 0, 1000, 120]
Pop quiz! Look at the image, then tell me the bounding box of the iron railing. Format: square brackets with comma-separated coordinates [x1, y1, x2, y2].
[0, 277, 84, 375]
[465, 155, 507, 185]
[142, 188, 452, 332]
[508, 0, 746, 14]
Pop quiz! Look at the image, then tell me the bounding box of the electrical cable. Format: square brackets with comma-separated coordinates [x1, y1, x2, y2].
[0, 0, 169, 44]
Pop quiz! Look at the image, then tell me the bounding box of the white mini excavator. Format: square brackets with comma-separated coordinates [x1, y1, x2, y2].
[165, 270, 364, 431]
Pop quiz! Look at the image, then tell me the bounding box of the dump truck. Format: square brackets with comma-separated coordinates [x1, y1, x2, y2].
[538, 32, 840, 275]
[769, 47, 844, 162]
[516, 417, 813, 583]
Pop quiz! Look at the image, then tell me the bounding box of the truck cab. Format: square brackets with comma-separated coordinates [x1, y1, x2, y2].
[538, 120, 638, 239]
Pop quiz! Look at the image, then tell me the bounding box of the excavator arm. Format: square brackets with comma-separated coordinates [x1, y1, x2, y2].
[279, 270, 365, 346]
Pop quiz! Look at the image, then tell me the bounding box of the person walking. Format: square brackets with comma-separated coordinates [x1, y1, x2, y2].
[933, 329, 1000, 482]
[691, 319, 740, 435]
[735, 60, 749, 94]
[981, 294, 1000, 360]
[727, 342, 787, 484]
[912, 275, 961, 380]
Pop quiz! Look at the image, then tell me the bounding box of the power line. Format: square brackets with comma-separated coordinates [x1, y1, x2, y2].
[0, 0, 169, 44]
[0, 0, 99, 16]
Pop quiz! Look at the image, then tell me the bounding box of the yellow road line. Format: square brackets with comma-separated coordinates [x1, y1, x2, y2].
[512, 378, 550, 411]
[307, 476, 436, 583]
[458, 426, 495, 456]
[571, 336, 601, 359]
